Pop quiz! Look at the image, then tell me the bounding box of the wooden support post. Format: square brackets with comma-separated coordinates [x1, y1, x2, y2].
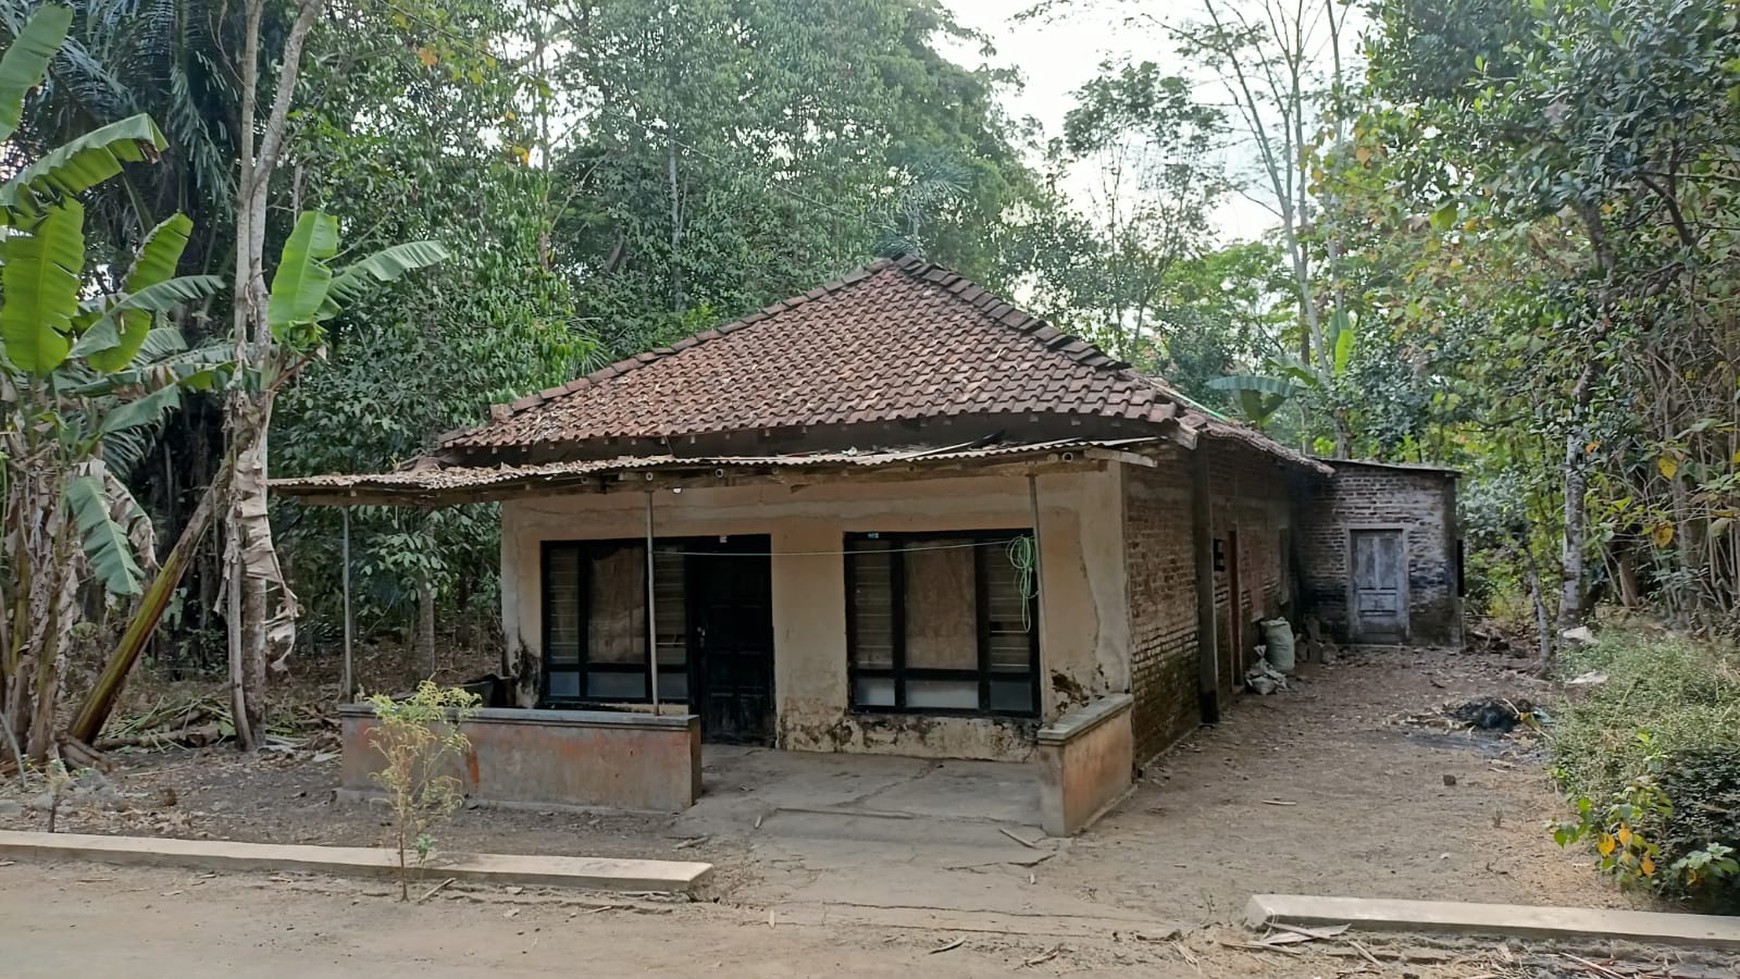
[341, 506, 353, 703]
[1192, 449, 1220, 724]
[1028, 474, 1047, 717]
[645, 491, 660, 712]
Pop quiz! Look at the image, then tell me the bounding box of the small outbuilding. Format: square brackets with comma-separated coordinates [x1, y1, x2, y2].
[280, 256, 1460, 828]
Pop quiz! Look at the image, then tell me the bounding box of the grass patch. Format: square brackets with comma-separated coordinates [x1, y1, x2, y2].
[1549, 629, 1740, 905]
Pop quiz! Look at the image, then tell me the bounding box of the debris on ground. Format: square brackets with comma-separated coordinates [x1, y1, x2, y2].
[1468, 620, 1534, 658]
[1565, 670, 1609, 688]
[95, 691, 340, 755]
[1244, 657, 1287, 695]
[1449, 697, 1538, 732]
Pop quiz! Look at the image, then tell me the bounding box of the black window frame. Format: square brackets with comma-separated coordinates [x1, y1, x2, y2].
[539, 538, 697, 708]
[844, 529, 1041, 718]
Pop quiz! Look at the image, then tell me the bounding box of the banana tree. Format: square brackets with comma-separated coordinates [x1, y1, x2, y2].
[1208, 309, 1359, 451]
[223, 210, 448, 749]
[0, 6, 227, 764]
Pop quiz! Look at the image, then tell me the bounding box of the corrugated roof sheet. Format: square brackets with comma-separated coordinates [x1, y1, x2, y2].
[272, 439, 1172, 503]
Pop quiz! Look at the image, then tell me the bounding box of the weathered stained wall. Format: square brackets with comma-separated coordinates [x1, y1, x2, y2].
[498, 466, 1129, 762]
[1296, 462, 1462, 647]
[1122, 441, 1297, 764]
[1207, 443, 1297, 692]
[1037, 694, 1134, 836]
[338, 706, 702, 812]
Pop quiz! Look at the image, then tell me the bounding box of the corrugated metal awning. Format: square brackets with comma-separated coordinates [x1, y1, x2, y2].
[271, 438, 1179, 507]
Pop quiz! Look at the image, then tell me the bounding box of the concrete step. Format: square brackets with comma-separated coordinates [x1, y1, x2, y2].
[1247, 893, 1740, 951]
[0, 830, 712, 894]
[755, 804, 1048, 849]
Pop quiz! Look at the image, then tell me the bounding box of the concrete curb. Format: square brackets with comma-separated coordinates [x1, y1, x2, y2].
[0, 830, 712, 894]
[1246, 894, 1740, 951]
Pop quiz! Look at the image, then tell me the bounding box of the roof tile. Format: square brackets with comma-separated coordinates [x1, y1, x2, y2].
[438, 257, 1313, 470]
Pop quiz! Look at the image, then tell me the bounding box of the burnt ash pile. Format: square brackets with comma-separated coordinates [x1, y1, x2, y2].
[1448, 697, 1539, 733]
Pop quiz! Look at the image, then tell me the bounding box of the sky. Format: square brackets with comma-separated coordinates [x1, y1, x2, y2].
[940, 0, 1353, 243]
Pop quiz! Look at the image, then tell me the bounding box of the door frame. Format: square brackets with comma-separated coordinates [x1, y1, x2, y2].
[536, 535, 774, 723]
[1345, 525, 1409, 643]
[686, 537, 775, 745]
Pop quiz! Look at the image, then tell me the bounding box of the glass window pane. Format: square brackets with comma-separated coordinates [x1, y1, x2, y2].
[848, 541, 895, 669]
[587, 672, 646, 700]
[984, 535, 1035, 674]
[652, 671, 688, 702]
[853, 676, 896, 707]
[653, 545, 687, 665]
[588, 543, 646, 665]
[989, 679, 1033, 714]
[904, 540, 977, 670]
[987, 634, 1031, 673]
[546, 547, 582, 665]
[905, 678, 978, 710]
[547, 671, 580, 699]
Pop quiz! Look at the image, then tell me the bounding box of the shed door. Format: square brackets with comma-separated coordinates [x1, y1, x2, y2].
[1350, 530, 1407, 643]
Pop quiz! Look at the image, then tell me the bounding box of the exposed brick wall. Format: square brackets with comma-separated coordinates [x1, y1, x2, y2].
[1122, 448, 1196, 765]
[1206, 443, 1294, 691]
[1122, 441, 1297, 765]
[1297, 463, 1462, 646]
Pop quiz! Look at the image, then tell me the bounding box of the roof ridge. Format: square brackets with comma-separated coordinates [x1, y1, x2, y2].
[883, 253, 1155, 381]
[454, 257, 900, 435]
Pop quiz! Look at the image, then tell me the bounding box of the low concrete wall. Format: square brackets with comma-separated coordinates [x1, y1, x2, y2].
[1035, 694, 1134, 836]
[340, 705, 702, 813]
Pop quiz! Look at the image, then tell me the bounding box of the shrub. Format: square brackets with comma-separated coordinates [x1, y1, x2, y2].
[1549, 630, 1740, 905]
[367, 681, 481, 900]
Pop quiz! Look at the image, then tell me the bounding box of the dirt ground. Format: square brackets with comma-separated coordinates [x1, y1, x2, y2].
[2, 861, 1729, 979]
[4, 645, 1734, 977]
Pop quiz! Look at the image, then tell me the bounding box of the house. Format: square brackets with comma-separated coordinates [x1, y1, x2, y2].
[280, 256, 1460, 823]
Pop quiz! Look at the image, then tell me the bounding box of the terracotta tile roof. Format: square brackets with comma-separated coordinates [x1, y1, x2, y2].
[438, 254, 1320, 473]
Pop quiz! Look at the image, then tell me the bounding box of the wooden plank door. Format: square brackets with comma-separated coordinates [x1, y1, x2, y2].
[1350, 529, 1406, 643]
[691, 540, 775, 745]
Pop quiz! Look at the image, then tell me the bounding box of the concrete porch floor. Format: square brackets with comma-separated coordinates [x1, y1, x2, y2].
[669, 746, 1158, 928]
[677, 745, 1043, 842]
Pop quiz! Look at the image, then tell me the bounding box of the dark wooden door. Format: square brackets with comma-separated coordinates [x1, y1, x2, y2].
[692, 541, 774, 744]
[1350, 530, 1407, 643]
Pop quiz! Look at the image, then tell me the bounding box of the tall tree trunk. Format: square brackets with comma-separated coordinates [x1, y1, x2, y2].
[418, 578, 437, 678]
[667, 140, 683, 310]
[224, 0, 325, 749]
[1557, 362, 1598, 630]
[1519, 538, 1555, 670]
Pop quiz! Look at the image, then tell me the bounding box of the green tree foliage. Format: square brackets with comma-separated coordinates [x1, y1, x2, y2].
[0, 6, 226, 760]
[1037, 61, 1228, 358]
[1364, 0, 1740, 629]
[271, 0, 593, 649]
[549, 0, 1039, 356]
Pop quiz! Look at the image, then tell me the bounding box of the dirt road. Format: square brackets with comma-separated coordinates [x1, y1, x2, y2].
[0, 645, 1696, 977]
[0, 860, 1370, 978]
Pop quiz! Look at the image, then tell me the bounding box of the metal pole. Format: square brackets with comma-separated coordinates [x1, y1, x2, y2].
[342, 506, 353, 703]
[645, 491, 660, 713]
[1027, 475, 1046, 715]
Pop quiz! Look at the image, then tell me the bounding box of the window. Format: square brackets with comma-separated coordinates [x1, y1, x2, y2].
[542, 540, 689, 704]
[845, 531, 1039, 716]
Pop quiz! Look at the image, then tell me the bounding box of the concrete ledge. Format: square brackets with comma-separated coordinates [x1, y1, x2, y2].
[1037, 694, 1134, 837]
[337, 704, 696, 732]
[1036, 693, 1132, 746]
[0, 830, 712, 894]
[342, 705, 702, 812]
[1246, 894, 1740, 951]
